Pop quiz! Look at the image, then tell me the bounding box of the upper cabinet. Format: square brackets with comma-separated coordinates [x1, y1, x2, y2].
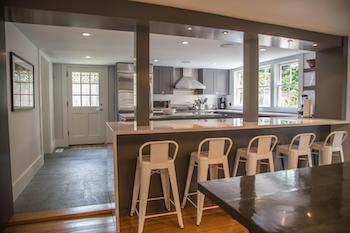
[153, 66, 174, 94]
[198, 69, 229, 95]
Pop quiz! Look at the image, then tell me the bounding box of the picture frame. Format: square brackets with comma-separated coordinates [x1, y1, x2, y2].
[10, 52, 35, 111]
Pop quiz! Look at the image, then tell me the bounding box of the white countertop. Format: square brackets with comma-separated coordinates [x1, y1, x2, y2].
[106, 117, 349, 136]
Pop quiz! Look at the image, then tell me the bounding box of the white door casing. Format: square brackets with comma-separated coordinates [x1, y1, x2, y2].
[67, 66, 108, 145]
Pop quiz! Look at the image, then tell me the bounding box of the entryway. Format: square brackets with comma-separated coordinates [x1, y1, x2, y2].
[67, 66, 108, 145]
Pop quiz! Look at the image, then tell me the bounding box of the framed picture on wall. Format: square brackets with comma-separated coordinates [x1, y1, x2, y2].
[10, 52, 35, 111]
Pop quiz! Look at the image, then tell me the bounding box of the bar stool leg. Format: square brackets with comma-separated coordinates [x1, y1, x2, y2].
[222, 158, 230, 178]
[340, 148, 345, 163]
[320, 147, 332, 165]
[209, 164, 219, 180]
[160, 169, 170, 210]
[197, 159, 209, 226]
[307, 151, 313, 167]
[246, 156, 257, 176]
[288, 151, 299, 169]
[268, 154, 275, 172]
[181, 157, 196, 208]
[138, 165, 151, 233]
[232, 155, 240, 176]
[168, 163, 184, 229]
[130, 160, 140, 216]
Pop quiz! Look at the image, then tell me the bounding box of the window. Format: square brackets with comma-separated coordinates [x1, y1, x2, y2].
[258, 66, 271, 107]
[276, 62, 299, 108]
[72, 72, 100, 107]
[233, 70, 243, 106]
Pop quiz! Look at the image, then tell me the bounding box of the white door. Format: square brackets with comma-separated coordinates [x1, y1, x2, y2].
[67, 66, 108, 145]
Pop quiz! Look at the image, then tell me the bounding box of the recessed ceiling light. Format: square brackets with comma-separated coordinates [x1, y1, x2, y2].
[181, 61, 191, 63]
[187, 26, 193, 31]
[153, 59, 159, 62]
[82, 32, 91, 37]
[222, 31, 229, 35]
[85, 55, 91, 59]
[313, 43, 318, 47]
[259, 48, 267, 52]
[181, 41, 190, 45]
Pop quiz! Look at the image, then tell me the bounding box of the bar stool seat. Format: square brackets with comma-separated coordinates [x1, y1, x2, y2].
[233, 135, 278, 177]
[130, 140, 184, 233]
[276, 133, 316, 170]
[182, 137, 233, 226]
[311, 131, 347, 165]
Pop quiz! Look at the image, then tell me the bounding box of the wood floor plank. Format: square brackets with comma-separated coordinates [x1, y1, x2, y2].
[6, 208, 245, 233]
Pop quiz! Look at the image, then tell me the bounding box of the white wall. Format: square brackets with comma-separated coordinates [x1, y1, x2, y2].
[5, 22, 44, 200]
[40, 53, 55, 153]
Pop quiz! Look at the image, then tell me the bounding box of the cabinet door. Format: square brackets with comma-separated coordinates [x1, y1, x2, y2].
[153, 66, 161, 94]
[214, 69, 229, 95]
[199, 69, 215, 94]
[159, 67, 174, 94]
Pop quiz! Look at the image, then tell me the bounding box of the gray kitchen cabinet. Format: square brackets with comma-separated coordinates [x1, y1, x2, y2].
[198, 69, 215, 94]
[198, 69, 229, 95]
[153, 66, 174, 94]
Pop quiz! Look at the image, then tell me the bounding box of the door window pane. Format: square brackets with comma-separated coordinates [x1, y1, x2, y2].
[91, 96, 99, 107]
[71, 71, 100, 107]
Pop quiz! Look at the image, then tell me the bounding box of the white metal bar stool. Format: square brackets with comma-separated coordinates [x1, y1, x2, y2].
[276, 133, 316, 169]
[130, 140, 184, 233]
[233, 135, 278, 177]
[311, 131, 348, 165]
[181, 137, 233, 226]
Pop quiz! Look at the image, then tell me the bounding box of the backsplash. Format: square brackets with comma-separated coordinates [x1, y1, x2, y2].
[154, 89, 232, 109]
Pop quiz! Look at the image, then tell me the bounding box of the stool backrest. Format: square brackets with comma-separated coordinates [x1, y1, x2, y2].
[247, 135, 278, 155]
[139, 140, 179, 163]
[198, 137, 233, 159]
[324, 131, 348, 147]
[289, 133, 316, 151]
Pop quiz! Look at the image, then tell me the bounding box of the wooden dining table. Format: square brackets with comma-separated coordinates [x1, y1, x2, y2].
[198, 162, 350, 233]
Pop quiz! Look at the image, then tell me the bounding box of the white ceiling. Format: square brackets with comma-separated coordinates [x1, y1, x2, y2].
[15, 23, 306, 69]
[133, 0, 350, 36]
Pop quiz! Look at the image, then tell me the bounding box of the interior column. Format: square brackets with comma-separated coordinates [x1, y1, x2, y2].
[135, 21, 150, 126]
[243, 32, 259, 122]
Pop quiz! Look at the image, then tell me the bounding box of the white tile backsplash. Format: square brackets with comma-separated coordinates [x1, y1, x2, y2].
[153, 89, 228, 109]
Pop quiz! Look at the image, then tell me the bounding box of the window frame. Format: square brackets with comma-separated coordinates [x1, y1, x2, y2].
[231, 55, 303, 113]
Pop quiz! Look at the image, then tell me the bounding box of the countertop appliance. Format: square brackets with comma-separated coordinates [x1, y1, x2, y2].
[301, 94, 314, 118]
[218, 97, 227, 109]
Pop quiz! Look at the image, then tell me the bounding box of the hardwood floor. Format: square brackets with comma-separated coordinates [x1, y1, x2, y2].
[6, 208, 245, 233]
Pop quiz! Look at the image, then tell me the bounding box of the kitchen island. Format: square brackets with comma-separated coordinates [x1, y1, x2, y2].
[107, 117, 349, 232]
[119, 110, 296, 121]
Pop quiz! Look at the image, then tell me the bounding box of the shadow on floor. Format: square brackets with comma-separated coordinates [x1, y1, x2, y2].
[14, 146, 114, 213]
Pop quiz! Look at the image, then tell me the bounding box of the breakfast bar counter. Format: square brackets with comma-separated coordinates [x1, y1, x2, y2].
[107, 117, 349, 232]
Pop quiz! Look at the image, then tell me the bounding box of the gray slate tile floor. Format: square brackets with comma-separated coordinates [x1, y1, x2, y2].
[14, 146, 114, 213]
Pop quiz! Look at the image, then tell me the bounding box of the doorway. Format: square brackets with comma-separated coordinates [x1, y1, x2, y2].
[67, 66, 108, 145]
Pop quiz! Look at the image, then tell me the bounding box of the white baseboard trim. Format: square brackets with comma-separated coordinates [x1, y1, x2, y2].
[12, 154, 44, 201]
[55, 138, 68, 148]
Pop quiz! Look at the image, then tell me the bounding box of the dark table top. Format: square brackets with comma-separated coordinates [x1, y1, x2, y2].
[198, 162, 350, 233]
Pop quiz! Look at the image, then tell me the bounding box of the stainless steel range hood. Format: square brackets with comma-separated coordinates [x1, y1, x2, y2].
[175, 68, 206, 90]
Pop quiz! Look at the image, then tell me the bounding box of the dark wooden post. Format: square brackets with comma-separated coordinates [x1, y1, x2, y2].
[243, 32, 259, 122]
[135, 21, 150, 126]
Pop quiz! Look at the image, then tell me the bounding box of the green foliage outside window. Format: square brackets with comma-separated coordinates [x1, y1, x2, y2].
[279, 62, 299, 107]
